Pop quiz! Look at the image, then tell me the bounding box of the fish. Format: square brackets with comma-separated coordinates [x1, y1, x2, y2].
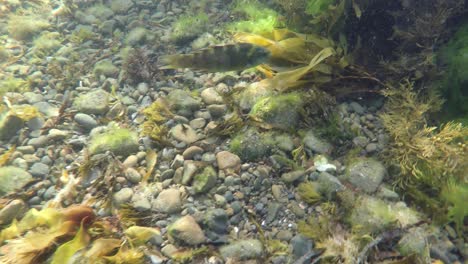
[159, 43, 271, 72]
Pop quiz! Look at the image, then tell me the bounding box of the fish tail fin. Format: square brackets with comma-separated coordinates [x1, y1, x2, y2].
[158, 54, 181, 69]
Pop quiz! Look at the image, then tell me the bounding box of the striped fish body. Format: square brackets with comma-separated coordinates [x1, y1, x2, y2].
[160, 43, 270, 72]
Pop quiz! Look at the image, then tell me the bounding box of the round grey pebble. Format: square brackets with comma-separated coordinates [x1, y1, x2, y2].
[29, 162, 50, 177]
[74, 113, 98, 130]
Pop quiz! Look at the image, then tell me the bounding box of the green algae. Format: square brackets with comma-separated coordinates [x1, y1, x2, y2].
[228, 0, 280, 35]
[192, 166, 217, 193]
[7, 13, 50, 41]
[250, 92, 303, 130]
[88, 127, 139, 157]
[171, 13, 209, 44]
[230, 128, 275, 161]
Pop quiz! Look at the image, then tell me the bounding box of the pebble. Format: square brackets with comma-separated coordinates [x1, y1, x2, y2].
[29, 162, 50, 177]
[113, 187, 134, 206]
[182, 146, 204, 160]
[220, 239, 263, 260]
[170, 124, 199, 144]
[345, 157, 387, 193]
[189, 118, 206, 129]
[125, 167, 142, 184]
[201, 87, 223, 105]
[182, 161, 198, 185]
[153, 188, 182, 214]
[123, 155, 139, 168]
[281, 170, 305, 183]
[74, 113, 98, 130]
[216, 151, 241, 171]
[168, 215, 205, 245]
[0, 199, 25, 225]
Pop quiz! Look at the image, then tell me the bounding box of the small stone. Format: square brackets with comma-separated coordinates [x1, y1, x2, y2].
[73, 89, 110, 115]
[171, 154, 184, 169]
[132, 196, 151, 212]
[303, 131, 332, 154]
[201, 87, 223, 105]
[271, 185, 287, 202]
[125, 168, 142, 184]
[189, 118, 206, 129]
[93, 60, 119, 78]
[353, 136, 369, 148]
[276, 230, 293, 241]
[216, 151, 241, 171]
[214, 194, 226, 206]
[113, 187, 133, 206]
[88, 127, 139, 157]
[220, 239, 263, 260]
[317, 172, 344, 199]
[74, 113, 98, 130]
[182, 146, 204, 160]
[192, 166, 217, 193]
[182, 161, 198, 185]
[281, 170, 305, 183]
[125, 27, 147, 45]
[42, 186, 57, 200]
[153, 188, 182, 214]
[47, 129, 69, 141]
[365, 143, 378, 153]
[170, 124, 199, 144]
[205, 208, 228, 234]
[166, 89, 201, 117]
[207, 104, 227, 118]
[291, 235, 313, 260]
[0, 113, 24, 141]
[266, 202, 281, 223]
[28, 135, 48, 148]
[168, 215, 205, 245]
[123, 155, 139, 167]
[29, 162, 50, 177]
[349, 101, 365, 114]
[345, 158, 387, 193]
[0, 199, 25, 225]
[161, 244, 178, 258]
[17, 146, 35, 154]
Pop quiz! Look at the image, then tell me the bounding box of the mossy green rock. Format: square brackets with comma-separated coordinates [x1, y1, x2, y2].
[125, 27, 147, 46]
[88, 128, 139, 157]
[166, 89, 201, 117]
[230, 128, 275, 161]
[192, 166, 217, 193]
[236, 82, 273, 112]
[93, 59, 119, 78]
[171, 13, 209, 44]
[87, 4, 114, 20]
[0, 112, 24, 141]
[73, 89, 110, 115]
[397, 227, 430, 261]
[348, 196, 420, 235]
[0, 166, 33, 196]
[250, 92, 303, 130]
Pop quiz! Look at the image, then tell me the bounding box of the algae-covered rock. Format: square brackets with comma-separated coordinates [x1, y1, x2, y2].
[125, 27, 148, 46]
[166, 89, 201, 117]
[110, 0, 134, 13]
[8, 14, 50, 40]
[348, 196, 420, 235]
[0, 111, 24, 141]
[74, 89, 110, 115]
[170, 124, 199, 144]
[192, 166, 217, 193]
[219, 239, 264, 260]
[230, 128, 275, 161]
[168, 215, 206, 246]
[302, 130, 333, 154]
[87, 4, 114, 20]
[93, 59, 119, 78]
[0, 166, 33, 196]
[236, 81, 273, 112]
[88, 127, 139, 157]
[171, 13, 209, 44]
[250, 92, 303, 130]
[345, 157, 387, 193]
[397, 227, 431, 262]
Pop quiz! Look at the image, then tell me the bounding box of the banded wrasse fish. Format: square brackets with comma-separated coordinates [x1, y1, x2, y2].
[159, 43, 271, 72]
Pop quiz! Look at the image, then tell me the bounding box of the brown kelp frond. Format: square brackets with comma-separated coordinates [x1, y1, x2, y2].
[380, 80, 467, 188]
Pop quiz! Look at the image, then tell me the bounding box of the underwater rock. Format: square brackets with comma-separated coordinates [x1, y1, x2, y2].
[281, 170, 306, 183]
[112, 187, 133, 207]
[7, 14, 50, 41]
[250, 92, 303, 130]
[88, 127, 139, 157]
[0, 166, 33, 196]
[93, 60, 119, 78]
[166, 89, 201, 117]
[0, 199, 25, 225]
[302, 130, 333, 154]
[230, 128, 275, 161]
[168, 215, 206, 245]
[170, 124, 199, 144]
[153, 188, 182, 214]
[397, 227, 431, 261]
[216, 151, 241, 171]
[110, 0, 134, 13]
[291, 234, 314, 260]
[201, 87, 223, 105]
[344, 157, 387, 193]
[29, 162, 50, 178]
[192, 166, 217, 193]
[170, 13, 209, 44]
[125, 27, 148, 46]
[74, 113, 98, 130]
[348, 196, 420, 235]
[219, 239, 264, 260]
[0, 111, 24, 141]
[74, 89, 110, 115]
[204, 208, 229, 234]
[316, 171, 344, 200]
